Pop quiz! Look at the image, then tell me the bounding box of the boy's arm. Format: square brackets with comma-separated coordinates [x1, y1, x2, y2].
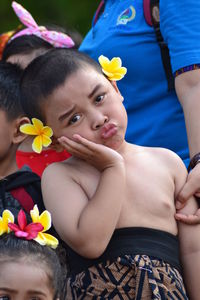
[42, 135, 126, 258]
[173, 156, 200, 298]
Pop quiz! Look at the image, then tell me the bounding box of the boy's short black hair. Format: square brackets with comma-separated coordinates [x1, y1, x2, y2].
[20, 48, 102, 122]
[0, 61, 24, 120]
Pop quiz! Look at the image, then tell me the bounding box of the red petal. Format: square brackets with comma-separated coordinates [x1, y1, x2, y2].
[26, 231, 40, 240]
[15, 230, 29, 238]
[18, 210, 27, 230]
[25, 223, 44, 233]
[8, 223, 20, 232]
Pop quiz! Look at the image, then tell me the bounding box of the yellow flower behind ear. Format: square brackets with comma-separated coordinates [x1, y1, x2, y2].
[0, 210, 14, 235]
[30, 205, 58, 249]
[20, 118, 53, 154]
[98, 55, 127, 81]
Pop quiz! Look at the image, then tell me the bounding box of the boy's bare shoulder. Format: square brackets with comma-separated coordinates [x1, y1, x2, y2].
[147, 146, 184, 165]
[42, 155, 97, 182]
[145, 146, 187, 178]
[42, 156, 83, 178]
[133, 145, 186, 174]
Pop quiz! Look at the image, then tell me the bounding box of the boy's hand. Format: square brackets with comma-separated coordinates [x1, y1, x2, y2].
[58, 134, 124, 171]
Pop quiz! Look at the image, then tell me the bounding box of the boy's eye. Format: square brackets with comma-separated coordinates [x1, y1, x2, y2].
[95, 95, 104, 103]
[0, 296, 10, 300]
[69, 114, 81, 125]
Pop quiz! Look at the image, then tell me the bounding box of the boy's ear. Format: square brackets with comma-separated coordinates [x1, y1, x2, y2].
[12, 116, 30, 144]
[110, 81, 124, 101]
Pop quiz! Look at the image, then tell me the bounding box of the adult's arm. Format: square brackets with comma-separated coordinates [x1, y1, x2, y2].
[175, 71, 200, 206]
[160, 0, 200, 212]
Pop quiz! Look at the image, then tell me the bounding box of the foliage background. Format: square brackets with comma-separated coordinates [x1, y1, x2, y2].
[0, 0, 99, 40]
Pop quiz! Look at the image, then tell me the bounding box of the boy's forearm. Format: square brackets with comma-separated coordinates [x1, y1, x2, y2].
[76, 163, 126, 257]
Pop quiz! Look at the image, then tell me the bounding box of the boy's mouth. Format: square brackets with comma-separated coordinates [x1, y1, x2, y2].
[101, 123, 117, 139]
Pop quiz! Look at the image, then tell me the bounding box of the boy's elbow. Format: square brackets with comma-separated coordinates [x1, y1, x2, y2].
[73, 238, 108, 259]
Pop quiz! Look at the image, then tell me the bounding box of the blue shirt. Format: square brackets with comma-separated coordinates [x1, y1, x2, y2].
[80, 0, 200, 166]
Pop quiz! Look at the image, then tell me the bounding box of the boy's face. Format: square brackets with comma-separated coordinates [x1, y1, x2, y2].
[44, 67, 127, 151]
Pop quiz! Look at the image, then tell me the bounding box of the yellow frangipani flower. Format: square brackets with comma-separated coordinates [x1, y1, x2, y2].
[20, 118, 53, 154]
[30, 205, 58, 249]
[98, 55, 127, 81]
[0, 210, 14, 235]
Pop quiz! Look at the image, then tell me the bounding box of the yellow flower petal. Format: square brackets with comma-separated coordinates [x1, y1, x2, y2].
[102, 69, 115, 78]
[20, 123, 38, 135]
[0, 210, 14, 234]
[30, 205, 39, 222]
[43, 233, 59, 249]
[42, 135, 52, 148]
[42, 126, 53, 137]
[32, 118, 44, 134]
[39, 211, 51, 232]
[35, 232, 59, 249]
[3, 210, 14, 224]
[34, 232, 46, 246]
[98, 55, 110, 69]
[0, 218, 5, 235]
[98, 55, 127, 81]
[32, 135, 43, 153]
[108, 71, 127, 81]
[108, 57, 122, 71]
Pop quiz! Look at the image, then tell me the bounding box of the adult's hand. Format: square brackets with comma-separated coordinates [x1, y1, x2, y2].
[175, 69, 200, 225]
[175, 163, 200, 224]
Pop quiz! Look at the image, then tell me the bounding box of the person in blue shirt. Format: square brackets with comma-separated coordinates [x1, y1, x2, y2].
[79, 0, 200, 217]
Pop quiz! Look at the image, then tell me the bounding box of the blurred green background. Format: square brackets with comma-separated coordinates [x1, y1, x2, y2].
[0, 0, 100, 42]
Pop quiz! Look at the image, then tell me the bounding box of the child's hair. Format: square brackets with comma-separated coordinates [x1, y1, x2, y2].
[2, 25, 81, 62]
[20, 48, 102, 122]
[0, 233, 64, 299]
[2, 34, 52, 61]
[0, 60, 24, 120]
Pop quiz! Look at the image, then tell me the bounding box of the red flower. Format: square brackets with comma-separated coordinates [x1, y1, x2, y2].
[8, 209, 44, 240]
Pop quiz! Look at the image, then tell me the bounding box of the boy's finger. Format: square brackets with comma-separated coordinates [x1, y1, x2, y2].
[58, 137, 93, 156]
[73, 134, 100, 150]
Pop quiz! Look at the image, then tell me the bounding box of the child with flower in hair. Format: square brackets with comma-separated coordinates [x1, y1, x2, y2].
[0, 60, 47, 218]
[0, 1, 79, 176]
[0, 206, 65, 299]
[20, 48, 200, 299]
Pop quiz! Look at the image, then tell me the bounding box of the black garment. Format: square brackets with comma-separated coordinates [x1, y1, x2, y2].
[0, 166, 45, 216]
[65, 227, 181, 276]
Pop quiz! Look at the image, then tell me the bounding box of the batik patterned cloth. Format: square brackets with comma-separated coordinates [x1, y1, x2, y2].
[65, 254, 188, 299]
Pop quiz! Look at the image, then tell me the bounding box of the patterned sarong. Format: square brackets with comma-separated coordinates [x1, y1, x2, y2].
[65, 254, 188, 299]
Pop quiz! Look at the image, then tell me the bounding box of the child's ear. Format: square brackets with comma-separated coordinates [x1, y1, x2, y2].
[12, 116, 30, 144]
[110, 81, 124, 101]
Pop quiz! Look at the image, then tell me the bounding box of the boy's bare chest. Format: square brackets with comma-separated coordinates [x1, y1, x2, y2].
[80, 157, 174, 206]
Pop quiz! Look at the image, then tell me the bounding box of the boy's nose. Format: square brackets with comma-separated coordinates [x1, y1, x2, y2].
[93, 114, 108, 130]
